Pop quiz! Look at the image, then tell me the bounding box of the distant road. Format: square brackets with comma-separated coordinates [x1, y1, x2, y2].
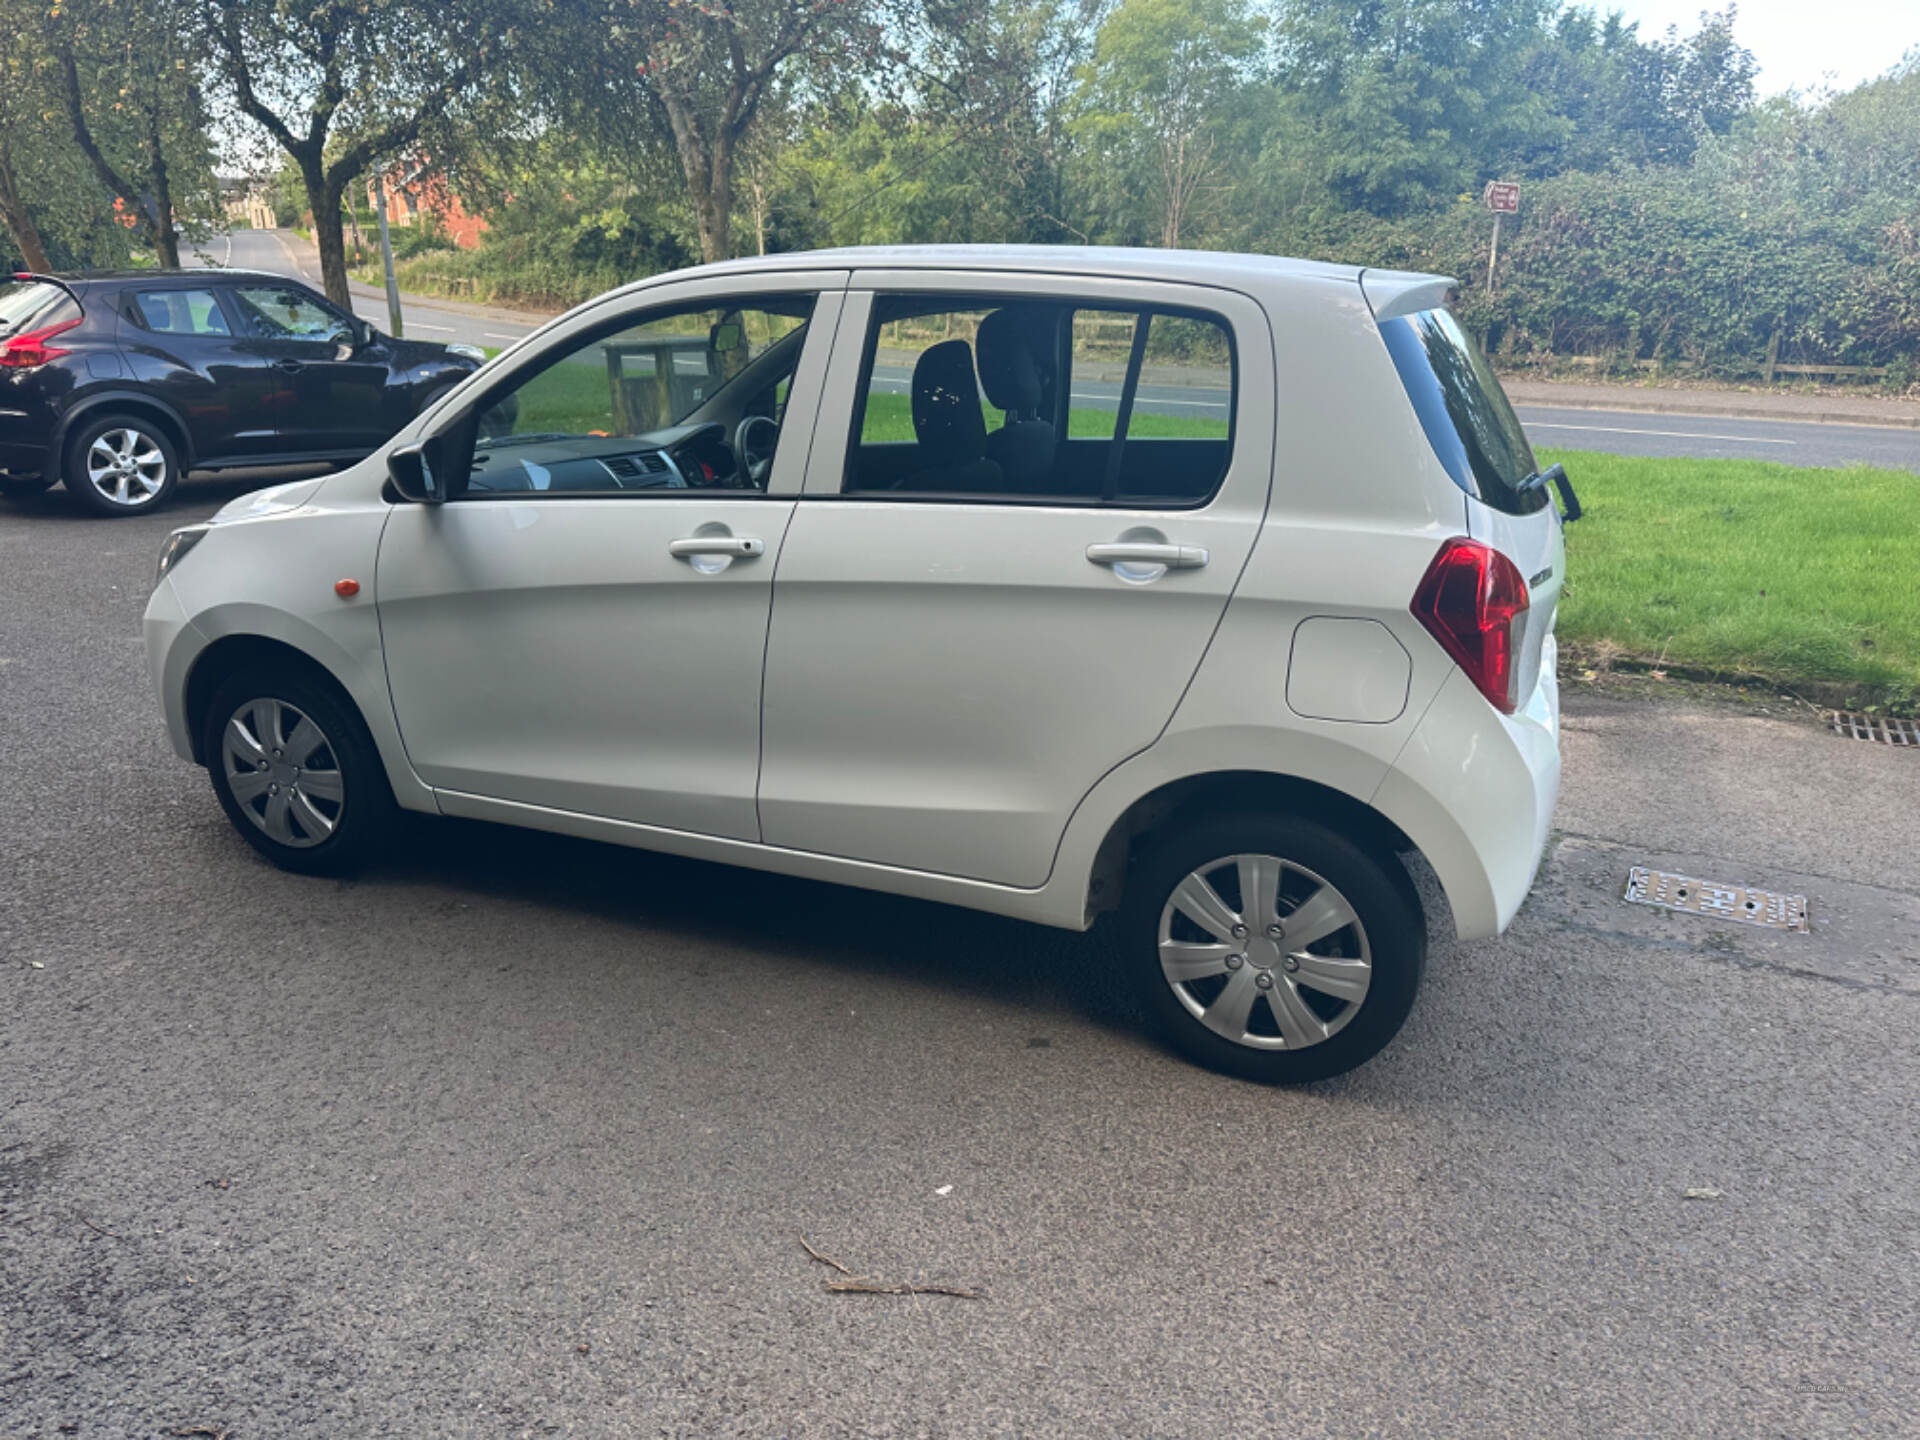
[190, 230, 1920, 471]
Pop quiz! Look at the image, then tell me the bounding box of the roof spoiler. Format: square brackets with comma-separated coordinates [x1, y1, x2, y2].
[1358, 268, 1456, 322]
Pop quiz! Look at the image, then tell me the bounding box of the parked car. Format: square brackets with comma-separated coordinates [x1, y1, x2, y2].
[142, 247, 1578, 1082]
[0, 270, 486, 516]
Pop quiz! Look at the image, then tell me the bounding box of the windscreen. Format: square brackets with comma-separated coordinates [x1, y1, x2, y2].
[1380, 307, 1547, 515]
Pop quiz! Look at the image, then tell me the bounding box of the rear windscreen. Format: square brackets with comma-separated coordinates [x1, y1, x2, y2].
[1380, 307, 1547, 515]
[0, 280, 69, 336]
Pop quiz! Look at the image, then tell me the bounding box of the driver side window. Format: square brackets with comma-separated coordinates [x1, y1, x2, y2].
[467, 296, 816, 497]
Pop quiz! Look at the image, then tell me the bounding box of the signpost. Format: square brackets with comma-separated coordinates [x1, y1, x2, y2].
[1483, 181, 1519, 296]
[372, 173, 404, 339]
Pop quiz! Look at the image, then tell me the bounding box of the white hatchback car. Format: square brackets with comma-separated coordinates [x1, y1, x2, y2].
[144, 247, 1575, 1082]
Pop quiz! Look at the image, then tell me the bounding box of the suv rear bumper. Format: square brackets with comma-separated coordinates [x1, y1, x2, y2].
[1374, 644, 1561, 940]
[0, 434, 51, 478]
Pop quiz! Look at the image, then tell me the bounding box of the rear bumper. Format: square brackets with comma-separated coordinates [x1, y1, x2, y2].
[1372, 643, 1561, 941]
[0, 435, 51, 478]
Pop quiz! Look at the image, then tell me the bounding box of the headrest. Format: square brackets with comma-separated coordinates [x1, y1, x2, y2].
[911, 340, 987, 459]
[976, 307, 1048, 416]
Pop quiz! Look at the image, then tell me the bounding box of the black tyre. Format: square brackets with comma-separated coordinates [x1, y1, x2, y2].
[200, 665, 397, 875]
[1122, 812, 1425, 1084]
[63, 413, 181, 516]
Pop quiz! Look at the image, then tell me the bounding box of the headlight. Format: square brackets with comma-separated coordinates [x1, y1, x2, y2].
[156, 525, 208, 584]
[445, 343, 486, 365]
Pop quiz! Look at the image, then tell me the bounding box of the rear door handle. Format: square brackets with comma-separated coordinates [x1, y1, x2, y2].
[275, 358, 304, 373]
[1086, 542, 1208, 570]
[669, 536, 765, 559]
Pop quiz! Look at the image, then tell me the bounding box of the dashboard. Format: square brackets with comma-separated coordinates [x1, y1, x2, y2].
[465, 422, 751, 495]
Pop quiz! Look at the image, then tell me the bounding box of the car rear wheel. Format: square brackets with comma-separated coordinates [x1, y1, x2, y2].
[64, 415, 180, 516]
[201, 666, 396, 875]
[1124, 813, 1425, 1084]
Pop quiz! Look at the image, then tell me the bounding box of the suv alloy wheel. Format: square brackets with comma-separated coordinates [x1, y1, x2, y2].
[65, 414, 180, 516]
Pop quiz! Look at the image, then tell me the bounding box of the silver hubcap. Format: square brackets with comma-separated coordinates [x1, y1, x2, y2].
[1158, 854, 1372, 1051]
[85, 428, 168, 505]
[220, 698, 344, 848]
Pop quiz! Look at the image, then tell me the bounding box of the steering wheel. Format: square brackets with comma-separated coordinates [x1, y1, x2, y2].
[733, 415, 780, 488]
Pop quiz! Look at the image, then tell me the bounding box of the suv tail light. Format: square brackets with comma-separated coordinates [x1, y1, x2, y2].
[0, 315, 81, 369]
[1410, 537, 1530, 714]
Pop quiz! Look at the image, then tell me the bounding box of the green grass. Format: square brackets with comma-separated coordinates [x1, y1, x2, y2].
[1543, 448, 1920, 702]
[858, 391, 1228, 444]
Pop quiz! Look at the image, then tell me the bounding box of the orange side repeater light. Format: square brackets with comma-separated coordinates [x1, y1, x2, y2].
[334, 578, 361, 598]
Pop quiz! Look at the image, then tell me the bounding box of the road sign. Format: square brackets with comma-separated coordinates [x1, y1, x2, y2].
[1484, 181, 1520, 214]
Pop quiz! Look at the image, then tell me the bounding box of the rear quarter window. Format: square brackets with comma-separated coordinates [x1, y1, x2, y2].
[1380, 307, 1547, 516]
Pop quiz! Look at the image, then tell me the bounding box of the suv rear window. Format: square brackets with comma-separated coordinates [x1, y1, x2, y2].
[1380, 307, 1547, 516]
[0, 280, 75, 336]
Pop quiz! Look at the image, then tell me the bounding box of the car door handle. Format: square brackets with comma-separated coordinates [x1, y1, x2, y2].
[275, 358, 304, 373]
[669, 536, 765, 559]
[1086, 542, 1208, 570]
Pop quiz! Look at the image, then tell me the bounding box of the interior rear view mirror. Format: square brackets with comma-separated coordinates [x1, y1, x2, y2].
[709, 320, 744, 354]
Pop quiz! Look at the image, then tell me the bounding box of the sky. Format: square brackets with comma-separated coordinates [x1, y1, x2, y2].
[1604, 1, 1917, 95]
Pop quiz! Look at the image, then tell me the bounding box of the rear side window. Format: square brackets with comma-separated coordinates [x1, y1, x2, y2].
[843, 293, 1236, 505]
[130, 289, 232, 337]
[1381, 307, 1547, 515]
[0, 280, 76, 335]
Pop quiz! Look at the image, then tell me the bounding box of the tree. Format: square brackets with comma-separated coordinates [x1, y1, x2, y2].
[1073, 0, 1262, 248]
[199, 0, 515, 305]
[0, 0, 144, 272]
[549, 0, 884, 265]
[0, 12, 53, 271]
[50, 0, 219, 269]
[1276, 0, 1567, 216]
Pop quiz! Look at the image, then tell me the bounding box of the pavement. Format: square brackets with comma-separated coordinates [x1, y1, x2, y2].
[190, 230, 1920, 472]
[3, 488, 1919, 1436]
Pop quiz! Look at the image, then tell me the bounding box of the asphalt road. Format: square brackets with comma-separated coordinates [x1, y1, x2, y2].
[4, 487, 1918, 1435]
[190, 230, 1920, 471]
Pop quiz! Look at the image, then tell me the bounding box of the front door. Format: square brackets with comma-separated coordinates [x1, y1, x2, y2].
[757, 276, 1274, 887]
[227, 282, 388, 453]
[376, 278, 843, 839]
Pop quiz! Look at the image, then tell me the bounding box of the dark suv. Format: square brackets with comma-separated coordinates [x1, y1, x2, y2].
[0, 270, 485, 516]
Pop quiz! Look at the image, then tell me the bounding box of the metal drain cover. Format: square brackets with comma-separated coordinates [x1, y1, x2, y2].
[1624, 867, 1809, 932]
[1829, 711, 1918, 746]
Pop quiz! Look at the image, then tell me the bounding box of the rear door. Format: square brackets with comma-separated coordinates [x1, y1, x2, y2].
[756, 271, 1274, 887]
[119, 284, 280, 460]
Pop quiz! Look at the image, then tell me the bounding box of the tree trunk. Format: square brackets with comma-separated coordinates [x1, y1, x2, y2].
[0, 138, 53, 273]
[303, 161, 352, 307]
[145, 107, 181, 268]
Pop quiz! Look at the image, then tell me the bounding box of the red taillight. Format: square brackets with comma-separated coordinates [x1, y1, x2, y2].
[0, 315, 81, 368]
[1410, 537, 1531, 714]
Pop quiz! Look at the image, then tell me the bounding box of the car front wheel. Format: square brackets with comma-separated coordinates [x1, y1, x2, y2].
[201, 667, 396, 874]
[1125, 814, 1425, 1084]
[64, 415, 180, 516]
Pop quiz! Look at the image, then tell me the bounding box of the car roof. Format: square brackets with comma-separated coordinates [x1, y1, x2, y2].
[590, 245, 1455, 316]
[33, 269, 302, 288]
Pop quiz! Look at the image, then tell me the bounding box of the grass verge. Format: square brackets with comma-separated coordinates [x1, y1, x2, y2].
[1543, 448, 1919, 706]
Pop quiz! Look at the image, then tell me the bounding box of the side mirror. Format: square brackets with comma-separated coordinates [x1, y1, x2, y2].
[388, 440, 445, 504]
[354, 319, 376, 349]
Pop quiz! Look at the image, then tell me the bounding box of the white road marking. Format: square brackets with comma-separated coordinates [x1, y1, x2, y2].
[407, 322, 454, 333]
[485, 331, 526, 341]
[1523, 421, 1795, 445]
